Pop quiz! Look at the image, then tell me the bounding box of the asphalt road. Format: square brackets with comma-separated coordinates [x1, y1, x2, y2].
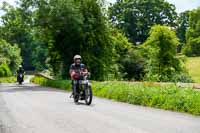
[0, 83, 200, 133]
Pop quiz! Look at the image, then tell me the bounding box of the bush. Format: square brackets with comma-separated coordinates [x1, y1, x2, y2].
[172, 73, 193, 83]
[0, 64, 12, 77]
[183, 37, 200, 56]
[120, 47, 146, 81]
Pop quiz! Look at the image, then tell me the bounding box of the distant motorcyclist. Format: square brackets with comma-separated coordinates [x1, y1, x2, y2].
[17, 65, 25, 83]
[69, 55, 88, 97]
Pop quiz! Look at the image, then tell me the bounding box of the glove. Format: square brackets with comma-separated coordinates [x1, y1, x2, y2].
[71, 71, 79, 80]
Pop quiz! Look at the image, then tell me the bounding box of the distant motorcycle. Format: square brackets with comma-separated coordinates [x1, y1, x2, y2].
[71, 73, 93, 105]
[17, 73, 24, 85]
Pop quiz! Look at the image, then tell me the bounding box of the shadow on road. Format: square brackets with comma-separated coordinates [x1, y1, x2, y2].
[73, 101, 95, 107]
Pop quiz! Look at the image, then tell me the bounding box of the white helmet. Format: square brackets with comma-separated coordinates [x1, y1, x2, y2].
[73, 55, 81, 61]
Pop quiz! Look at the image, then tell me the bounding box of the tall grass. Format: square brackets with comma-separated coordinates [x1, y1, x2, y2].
[93, 81, 200, 115]
[0, 77, 16, 83]
[31, 76, 71, 91]
[32, 76, 200, 115]
[186, 57, 200, 83]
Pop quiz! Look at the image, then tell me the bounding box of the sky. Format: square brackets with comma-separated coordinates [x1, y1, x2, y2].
[0, 0, 17, 7]
[0, 0, 17, 16]
[0, 0, 200, 15]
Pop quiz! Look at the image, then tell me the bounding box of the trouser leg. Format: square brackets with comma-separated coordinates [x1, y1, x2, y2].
[73, 81, 76, 95]
[73, 80, 79, 96]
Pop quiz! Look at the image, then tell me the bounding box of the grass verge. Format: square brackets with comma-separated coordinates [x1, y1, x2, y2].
[31, 76, 71, 91]
[186, 57, 200, 83]
[31, 76, 200, 115]
[0, 77, 16, 83]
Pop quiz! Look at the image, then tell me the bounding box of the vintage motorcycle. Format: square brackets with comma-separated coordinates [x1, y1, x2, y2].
[71, 73, 93, 105]
[17, 72, 24, 85]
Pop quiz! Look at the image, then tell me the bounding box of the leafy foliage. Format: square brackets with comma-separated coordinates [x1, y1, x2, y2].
[0, 76, 16, 83]
[0, 0, 195, 82]
[0, 39, 22, 73]
[183, 8, 200, 56]
[18, 0, 120, 80]
[0, 64, 12, 77]
[109, 0, 177, 44]
[0, 3, 35, 70]
[79, 0, 116, 80]
[143, 25, 191, 82]
[176, 11, 190, 53]
[120, 47, 146, 80]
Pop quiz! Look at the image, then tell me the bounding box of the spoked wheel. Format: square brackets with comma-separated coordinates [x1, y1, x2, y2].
[85, 86, 93, 105]
[74, 94, 79, 104]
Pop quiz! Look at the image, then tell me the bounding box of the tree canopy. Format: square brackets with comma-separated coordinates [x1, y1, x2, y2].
[109, 0, 177, 44]
[183, 8, 200, 56]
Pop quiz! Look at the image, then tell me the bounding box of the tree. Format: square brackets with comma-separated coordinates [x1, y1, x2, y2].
[177, 11, 190, 44]
[0, 39, 22, 73]
[79, 0, 117, 80]
[31, 40, 49, 71]
[109, 0, 177, 44]
[176, 11, 190, 53]
[144, 25, 188, 82]
[19, 0, 118, 80]
[183, 8, 200, 56]
[0, 2, 35, 70]
[19, 0, 84, 75]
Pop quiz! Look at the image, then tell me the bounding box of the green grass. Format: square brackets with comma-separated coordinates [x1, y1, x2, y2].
[32, 76, 200, 115]
[31, 76, 71, 91]
[186, 57, 200, 83]
[0, 77, 16, 83]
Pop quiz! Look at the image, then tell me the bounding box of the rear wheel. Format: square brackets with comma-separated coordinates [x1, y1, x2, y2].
[85, 86, 92, 105]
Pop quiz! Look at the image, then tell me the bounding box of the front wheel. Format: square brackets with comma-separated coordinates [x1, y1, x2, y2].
[85, 86, 92, 105]
[73, 84, 79, 104]
[74, 95, 79, 103]
[18, 79, 22, 85]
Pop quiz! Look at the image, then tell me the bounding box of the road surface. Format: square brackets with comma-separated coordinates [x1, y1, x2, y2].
[0, 83, 200, 133]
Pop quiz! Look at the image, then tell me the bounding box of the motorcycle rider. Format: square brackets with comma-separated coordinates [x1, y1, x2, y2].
[69, 55, 88, 98]
[17, 65, 25, 82]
